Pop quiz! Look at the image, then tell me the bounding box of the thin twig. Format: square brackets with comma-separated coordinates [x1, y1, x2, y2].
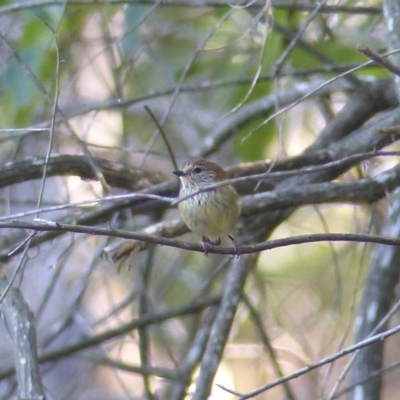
[358, 45, 400, 76]
[144, 105, 178, 170]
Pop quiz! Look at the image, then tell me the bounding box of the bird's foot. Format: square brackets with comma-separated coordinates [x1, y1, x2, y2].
[228, 235, 241, 259]
[202, 236, 221, 256]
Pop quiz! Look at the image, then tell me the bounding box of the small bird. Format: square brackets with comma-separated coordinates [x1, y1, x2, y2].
[173, 159, 241, 256]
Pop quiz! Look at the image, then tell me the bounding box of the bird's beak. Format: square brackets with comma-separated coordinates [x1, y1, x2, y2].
[173, 170, 186, 177]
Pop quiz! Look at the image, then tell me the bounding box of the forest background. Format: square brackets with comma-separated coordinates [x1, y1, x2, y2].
[0, 1, 399, 399]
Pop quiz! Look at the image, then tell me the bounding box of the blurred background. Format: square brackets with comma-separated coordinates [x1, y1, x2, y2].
[0, 1, 399, 399]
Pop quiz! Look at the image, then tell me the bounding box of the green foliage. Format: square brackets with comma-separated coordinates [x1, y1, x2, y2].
[234, 113, 276, 162]
[0, 2, 397, 399]
[121, 4, 148, 58]
[2, 13, 57, 124]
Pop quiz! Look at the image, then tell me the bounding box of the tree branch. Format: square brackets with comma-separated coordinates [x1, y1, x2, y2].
[0, 278, 45, 400]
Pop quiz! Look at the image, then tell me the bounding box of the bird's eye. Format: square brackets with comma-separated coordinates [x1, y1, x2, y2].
[193, 167, 202, 173]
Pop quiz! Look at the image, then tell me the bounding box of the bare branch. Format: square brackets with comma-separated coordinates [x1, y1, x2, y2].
[0, 278, 45, 400]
